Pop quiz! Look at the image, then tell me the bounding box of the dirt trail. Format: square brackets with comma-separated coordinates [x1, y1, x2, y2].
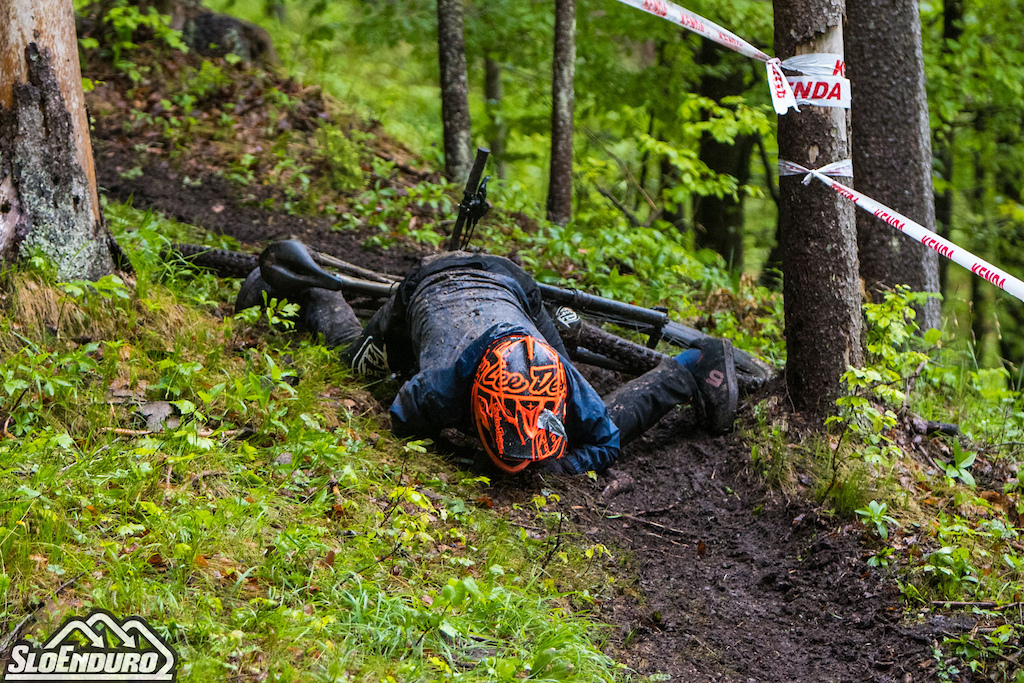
[92, 144, 948, 683]
[551, 406, 945, 683]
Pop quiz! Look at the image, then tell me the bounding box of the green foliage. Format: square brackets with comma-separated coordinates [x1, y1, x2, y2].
[938, 624, 1024, 683]
[208, 0, 776, 263]
[828, 287, 939, 467]
[236, 293, 301, 332]
[855, 500, 899, 540]
[315, 126, 366, 193]
[940, 440, 977, 487]
[88, 0, 188, 82]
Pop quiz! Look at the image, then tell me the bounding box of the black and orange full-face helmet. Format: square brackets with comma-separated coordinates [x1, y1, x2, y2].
[470, 335, 569, 473]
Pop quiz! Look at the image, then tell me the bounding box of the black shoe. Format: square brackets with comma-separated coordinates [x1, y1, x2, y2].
[690, 338, 738, 435]
[235, 268, 276, 313]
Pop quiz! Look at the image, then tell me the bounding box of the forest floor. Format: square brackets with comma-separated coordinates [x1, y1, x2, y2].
[90, 126, 958, 681]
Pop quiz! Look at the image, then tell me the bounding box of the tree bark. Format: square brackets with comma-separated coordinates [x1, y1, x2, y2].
[0, 0, 115, 280]
[847, 0, 941, 330]
[436, 0, 472, 182]
[546, 0, 575, 226]
[484, 56, 507, 180]
[774, 0, 863, 417]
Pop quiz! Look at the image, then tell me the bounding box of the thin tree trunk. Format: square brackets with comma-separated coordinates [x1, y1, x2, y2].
[546, 0, 575, 225]
[436, 0, 472, 182]
[995, 143, 1024, 376]
[484, 56, 507, 180]
[0, 0, 115, 280]
[774, 0, 863, 417]
[693, 136, 753, 270]
[847, 0, 941, 330]
[693, 43, 753, 271]
[970, 153, 990, 350]
[935, 0, 964, 296]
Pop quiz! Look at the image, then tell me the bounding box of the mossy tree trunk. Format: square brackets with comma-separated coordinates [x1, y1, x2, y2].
[546, 0, 575, 226]
[774, 0, 864, 418]
[0, 0, 116, 280]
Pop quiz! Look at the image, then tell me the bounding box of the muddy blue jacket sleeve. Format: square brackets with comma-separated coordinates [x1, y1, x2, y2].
[557, 363, 621, 475]
[388, 329, 494, 438]
[390, 372, 450, 438]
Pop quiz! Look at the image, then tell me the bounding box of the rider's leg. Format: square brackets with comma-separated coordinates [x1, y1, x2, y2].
[602, 337, 738, 444]
[236, 268, 363, 349]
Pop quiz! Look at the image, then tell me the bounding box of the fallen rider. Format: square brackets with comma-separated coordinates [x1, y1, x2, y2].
[236, 242, 739, 475]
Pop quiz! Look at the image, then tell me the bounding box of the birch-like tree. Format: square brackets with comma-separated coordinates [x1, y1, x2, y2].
[436, 0, 472, 182]
[546, 0, 575, 225]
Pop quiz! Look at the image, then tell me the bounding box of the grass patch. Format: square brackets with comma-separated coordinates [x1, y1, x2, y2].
[0, 204, 627, 682]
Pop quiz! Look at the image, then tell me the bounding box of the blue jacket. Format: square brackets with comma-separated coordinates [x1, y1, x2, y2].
[347, 254, 621, 474]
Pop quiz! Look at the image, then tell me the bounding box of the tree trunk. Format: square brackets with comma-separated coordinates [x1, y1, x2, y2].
[774, 0, 863, 417]
[693, 43, 753, 271]
[484, 56, 507, 180]
[436, 0, 472, 182]
[995, 147, 1024, 377]
[846, 0, 941, 330]
[546, 0, 575, 225]
[0, 0, 115, 280]
[969, 155, 990, 351]
[935, 0, 963, 296]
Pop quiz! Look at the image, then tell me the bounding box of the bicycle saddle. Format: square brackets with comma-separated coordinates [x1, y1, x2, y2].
[258, 240, 347, 298]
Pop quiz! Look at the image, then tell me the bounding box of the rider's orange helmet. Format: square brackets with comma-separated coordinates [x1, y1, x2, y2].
[470, 335, 569, 473]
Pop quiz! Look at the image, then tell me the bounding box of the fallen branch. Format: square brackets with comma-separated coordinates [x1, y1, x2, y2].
[374, 151, 431, 180]
[932, 600, 1023, 611]
[0, 571, 85, 655]
[604, 510, 693, 538]
[189, 470, 230, 489]
[596, 187, 642, 227]
[635, 502, 679, 516]
[104, 427, 240, 438]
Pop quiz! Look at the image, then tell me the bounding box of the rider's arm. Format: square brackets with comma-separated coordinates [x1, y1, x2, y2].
[557, 366, 621, 475]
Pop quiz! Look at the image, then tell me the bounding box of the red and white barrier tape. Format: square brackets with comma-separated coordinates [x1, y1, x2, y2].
[611, 0, 798, 114]
[787, 75, 850, 108]
[778, 159, 852, 177]
[780, 160, 1024, 304]
[780, 53, 846, 77]
[781, 54, 850, 108]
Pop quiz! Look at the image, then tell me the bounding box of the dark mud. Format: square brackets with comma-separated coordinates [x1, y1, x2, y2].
[93, 140, 426, 277]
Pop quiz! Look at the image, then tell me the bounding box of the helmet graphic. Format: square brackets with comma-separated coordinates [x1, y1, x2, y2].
[470, 335, 569, 473]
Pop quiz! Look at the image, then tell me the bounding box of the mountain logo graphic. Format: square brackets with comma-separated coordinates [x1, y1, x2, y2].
[2, 609, 178, 681]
